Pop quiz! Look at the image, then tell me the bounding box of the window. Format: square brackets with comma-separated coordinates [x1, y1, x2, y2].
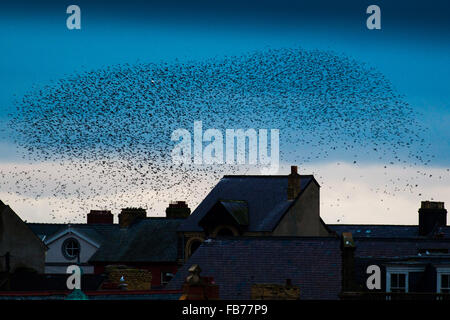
[440, 274, 450, 293]
[387, 267, 424, 295]
[62, 238, 80, 260]
[436, 268, 450, 294]
[390, 273, 407, 293]
[161, 272, 174, 286]
[185, 237, 204, 259]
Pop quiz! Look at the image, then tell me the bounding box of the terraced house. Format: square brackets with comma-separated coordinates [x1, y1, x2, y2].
[20, 204, 191, 290]
[1, 166, 450, 300]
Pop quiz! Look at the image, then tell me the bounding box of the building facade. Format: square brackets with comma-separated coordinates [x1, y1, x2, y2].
[177, 166, 333, 260]
[27, 205, 190, 288]
[0, 200, 46, 275]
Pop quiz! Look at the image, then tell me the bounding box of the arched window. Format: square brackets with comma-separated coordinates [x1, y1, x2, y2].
[185, 237, 205, 259]
[190, 240, 202, 255]
[62, 238, 80, 260]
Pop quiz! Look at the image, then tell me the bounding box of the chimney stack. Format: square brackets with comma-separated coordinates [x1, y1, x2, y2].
[87, 210, 113, 224]
[180, 265, 219, 300]
[341, 232, 357, 292]
[166, 201, 191, 219]
[119, 208, 147, 228]
[287, 165, 301, 200]
[418, 201, 447, 236]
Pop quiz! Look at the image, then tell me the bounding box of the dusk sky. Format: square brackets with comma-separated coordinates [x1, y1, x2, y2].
[0, 0, 449, 224]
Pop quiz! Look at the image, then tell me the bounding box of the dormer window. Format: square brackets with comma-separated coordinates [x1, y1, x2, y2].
[198, 200, 248, 236]
[62, 237, 80, 260]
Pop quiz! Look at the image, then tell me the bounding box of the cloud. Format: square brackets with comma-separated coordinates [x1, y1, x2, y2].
[299, 162, 450, 224]
[0, 160, 448, 224]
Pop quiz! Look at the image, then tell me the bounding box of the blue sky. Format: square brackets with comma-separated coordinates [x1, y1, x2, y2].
[1, 0, 449, 164]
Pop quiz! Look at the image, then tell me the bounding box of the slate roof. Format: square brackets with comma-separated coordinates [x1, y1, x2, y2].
[178, 175, 316, 232]
[329, 224, 450, 261]
[352, 238, 450, 259]
[166, 237, 341, 300]
[329, 224, 450, 239]
[382, 254, 450, 266]
[89, 218, 182, 263]
[219, 200, 249, 226]
[27, 218, 183, 263]
[27, 223, 119, 244]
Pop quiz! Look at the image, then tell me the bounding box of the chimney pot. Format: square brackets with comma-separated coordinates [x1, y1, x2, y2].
[119, 208, 147, 228]
[287, 165, 301, 200]
[87, 210, 113, 224]
[418, 201, 447, 236]
[291, 166, 298, 175]
[421, 201, 445, 210]
[166, 201, 191, 219]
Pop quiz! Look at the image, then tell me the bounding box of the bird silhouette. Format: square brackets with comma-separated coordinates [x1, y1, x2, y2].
[2, 47, 446, 222]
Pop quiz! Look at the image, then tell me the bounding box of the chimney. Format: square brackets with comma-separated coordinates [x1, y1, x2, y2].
[287, 165, 301, 200]
[166, 201, 191, 219]
[87, 210, 113, 224]
[180, 265, 219, 300]
[118, 208, 147, 228]
[341, 232, 357, 292]
[419, 201, 447, 236]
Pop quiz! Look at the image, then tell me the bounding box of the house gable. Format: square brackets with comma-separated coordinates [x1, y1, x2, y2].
[178, 174, 316, 233]
[198, 200, 249, 236]
[44, 227, 101, 248]
[273, 180, 331, 236]
[0, 202, 46, 273]
[43, 227, 101, 273]
[44, 231, 100, 264]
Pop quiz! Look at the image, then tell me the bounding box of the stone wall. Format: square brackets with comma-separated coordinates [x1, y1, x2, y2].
[251, 283, 300, 300]
[102, 265, 152, 290]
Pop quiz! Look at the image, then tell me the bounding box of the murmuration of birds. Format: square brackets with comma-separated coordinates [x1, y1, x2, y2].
[3, 47, 446, 222]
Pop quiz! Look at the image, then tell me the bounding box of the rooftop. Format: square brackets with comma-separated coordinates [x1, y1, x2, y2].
[329, 224, 450, 239]
[27, 218, 183, 263]
[178, 175, 317, 232]
[167, 237, 341, 300]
